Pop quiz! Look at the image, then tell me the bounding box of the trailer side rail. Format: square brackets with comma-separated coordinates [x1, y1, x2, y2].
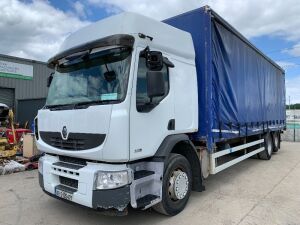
[210, 139, 264, 174]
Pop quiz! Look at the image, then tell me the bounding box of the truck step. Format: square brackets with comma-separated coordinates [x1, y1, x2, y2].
[136, 194, 159, 209]
[134, 170, 155, 180]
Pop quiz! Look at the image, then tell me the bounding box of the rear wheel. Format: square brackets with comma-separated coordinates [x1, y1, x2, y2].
[272, 132, 280, 153]
[153, 153, 192, 216]
[258, 133, 273, 160]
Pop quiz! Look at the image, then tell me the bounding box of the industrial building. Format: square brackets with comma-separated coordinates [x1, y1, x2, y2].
[0, 54, 52, 127]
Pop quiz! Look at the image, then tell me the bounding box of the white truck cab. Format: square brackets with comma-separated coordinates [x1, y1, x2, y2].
[37, 12, 200, 215]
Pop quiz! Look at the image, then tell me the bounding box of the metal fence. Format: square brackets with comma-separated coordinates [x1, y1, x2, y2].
[282, 110, 300, 142]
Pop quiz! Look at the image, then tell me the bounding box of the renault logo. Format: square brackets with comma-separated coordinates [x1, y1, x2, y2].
[62, 126, 68, 140]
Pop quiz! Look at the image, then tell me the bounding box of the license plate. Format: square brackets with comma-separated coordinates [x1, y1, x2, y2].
[55, 189, 73, 201]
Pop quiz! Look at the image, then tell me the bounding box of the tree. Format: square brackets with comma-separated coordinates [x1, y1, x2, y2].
[286, 103, 300, 110]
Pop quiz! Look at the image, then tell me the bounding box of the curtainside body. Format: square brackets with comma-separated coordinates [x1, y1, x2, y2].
[164, 6, 286, 151]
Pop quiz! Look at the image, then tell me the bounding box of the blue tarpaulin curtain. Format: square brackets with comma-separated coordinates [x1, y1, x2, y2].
[164, 7, 285, 152]
[212, 20, 285, 141]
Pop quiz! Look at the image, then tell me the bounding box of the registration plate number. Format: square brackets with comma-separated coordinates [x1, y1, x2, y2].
[55, 189, 73, 201]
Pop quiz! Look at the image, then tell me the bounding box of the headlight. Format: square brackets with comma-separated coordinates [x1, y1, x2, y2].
[38, 157, 44, 174]
[94, 171, 129, 190]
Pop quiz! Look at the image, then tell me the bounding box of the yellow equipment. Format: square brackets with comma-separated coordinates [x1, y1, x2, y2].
[0, 109, 19, 161]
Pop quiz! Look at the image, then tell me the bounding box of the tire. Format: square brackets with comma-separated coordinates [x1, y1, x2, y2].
[153, 153, 192, 216]
[258, 133, 273, 160]
[272, 132, 280, 153]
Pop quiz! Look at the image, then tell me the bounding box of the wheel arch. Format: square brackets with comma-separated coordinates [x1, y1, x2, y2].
[154, 134, 205, 192]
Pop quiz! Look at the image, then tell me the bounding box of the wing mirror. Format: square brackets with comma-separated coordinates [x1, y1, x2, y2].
[146, 71, 165, 100]
[146, 51, 164, 71]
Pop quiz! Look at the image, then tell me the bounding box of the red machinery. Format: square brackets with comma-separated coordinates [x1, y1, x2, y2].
[6, 128, 31, 144]
[1, 104, 31, 144]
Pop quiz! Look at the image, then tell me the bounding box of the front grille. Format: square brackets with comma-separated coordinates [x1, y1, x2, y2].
[50, 137, 85, 150]
[59, 176, 78, 189]
[40, 132, 106, 151]
[59, 155, 87, 166]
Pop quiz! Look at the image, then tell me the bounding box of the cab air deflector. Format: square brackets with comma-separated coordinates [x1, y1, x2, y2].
[48, 34, 135, 68]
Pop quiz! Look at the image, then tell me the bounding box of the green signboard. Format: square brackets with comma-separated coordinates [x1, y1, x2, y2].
[0, 60, 33, 80]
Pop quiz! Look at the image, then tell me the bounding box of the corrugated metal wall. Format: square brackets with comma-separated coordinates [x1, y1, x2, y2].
[0, 54, 53, 122]
[0, 54, 52, 101]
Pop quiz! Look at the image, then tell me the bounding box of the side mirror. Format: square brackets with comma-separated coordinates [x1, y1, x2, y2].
[47, 72, 54, 87]
[147, 71, 165, 99]
[146, 51, 163, 71]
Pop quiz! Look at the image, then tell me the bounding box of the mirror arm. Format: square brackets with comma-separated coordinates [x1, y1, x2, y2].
[141, 46, 150, 58]
[47, 72, 54, 87]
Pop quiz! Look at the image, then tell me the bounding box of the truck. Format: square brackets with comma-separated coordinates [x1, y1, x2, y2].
[36, 6, 285, 216]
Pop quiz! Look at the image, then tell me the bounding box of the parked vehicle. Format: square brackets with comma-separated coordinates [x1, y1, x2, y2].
[36, 6, 285, 216]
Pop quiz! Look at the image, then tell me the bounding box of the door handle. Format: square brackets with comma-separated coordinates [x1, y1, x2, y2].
[168, 119, 175, 130]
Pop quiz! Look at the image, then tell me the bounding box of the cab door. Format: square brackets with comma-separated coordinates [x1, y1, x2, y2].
[129, 47, 175, 161]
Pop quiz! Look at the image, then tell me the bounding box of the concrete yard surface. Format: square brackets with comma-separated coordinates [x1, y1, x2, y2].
[0, 142, 300, 225]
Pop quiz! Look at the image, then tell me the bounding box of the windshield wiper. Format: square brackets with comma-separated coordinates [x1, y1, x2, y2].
[74, 100, 118, 109]
[44, 103, 75, 110]
[44, 100, 118, 110]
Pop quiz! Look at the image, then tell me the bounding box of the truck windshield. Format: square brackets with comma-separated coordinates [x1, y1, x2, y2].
[45, 47, 132, 108]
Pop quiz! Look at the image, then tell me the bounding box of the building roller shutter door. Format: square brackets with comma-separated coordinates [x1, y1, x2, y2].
[0, 88, 14, 108]
[17, 98, 46, 125]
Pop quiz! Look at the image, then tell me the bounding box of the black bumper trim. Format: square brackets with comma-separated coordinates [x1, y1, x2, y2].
[41, 180, 130, 211]
[92, 185, 130, 209]
[39, 172, 44, 189]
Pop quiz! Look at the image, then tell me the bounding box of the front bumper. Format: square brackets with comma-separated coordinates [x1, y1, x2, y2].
[39, 154, 131, 211]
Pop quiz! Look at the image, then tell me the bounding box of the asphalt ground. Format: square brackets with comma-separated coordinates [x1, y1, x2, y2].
[1, 142, 300, 225]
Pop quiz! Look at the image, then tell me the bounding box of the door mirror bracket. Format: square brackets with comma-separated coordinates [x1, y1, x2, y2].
[47, 72, 54, 87]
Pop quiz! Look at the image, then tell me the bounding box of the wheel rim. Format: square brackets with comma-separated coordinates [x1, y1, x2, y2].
[274, 134, 279, 148]
[267, 137, 272, 155]
[168, 169, 189, 201]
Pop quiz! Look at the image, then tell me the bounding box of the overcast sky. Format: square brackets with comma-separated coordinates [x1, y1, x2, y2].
[1, 0, 300, 103]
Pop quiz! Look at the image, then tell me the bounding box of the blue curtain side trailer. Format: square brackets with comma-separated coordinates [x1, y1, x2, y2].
[164, 6, 286, 153]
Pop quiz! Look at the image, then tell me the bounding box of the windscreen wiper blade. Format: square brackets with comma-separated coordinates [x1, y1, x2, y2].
[44, 103, 75, 110]
[74, 100, 117, 108]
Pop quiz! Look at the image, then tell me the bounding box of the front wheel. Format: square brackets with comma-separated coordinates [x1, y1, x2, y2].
[153, 153, 192, 216]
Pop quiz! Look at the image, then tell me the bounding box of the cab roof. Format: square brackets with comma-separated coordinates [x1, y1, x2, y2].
[51, 12, 195, 63]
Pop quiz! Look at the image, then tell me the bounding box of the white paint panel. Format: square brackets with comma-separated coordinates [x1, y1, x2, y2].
[172, 58, 198, 133]
[37, 105, 113, 161]
[59, 12, 195, 61]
